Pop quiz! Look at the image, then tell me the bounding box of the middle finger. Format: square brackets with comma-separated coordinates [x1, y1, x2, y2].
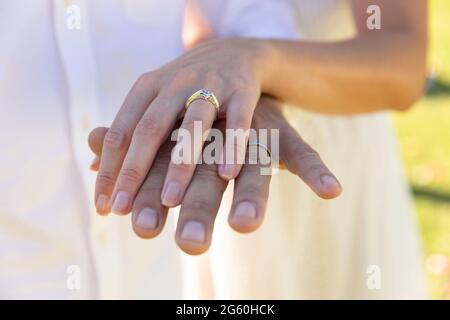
[175, 160, 228, 255]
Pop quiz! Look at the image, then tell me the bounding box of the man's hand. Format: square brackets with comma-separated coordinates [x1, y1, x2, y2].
[89, 97, 341, 255]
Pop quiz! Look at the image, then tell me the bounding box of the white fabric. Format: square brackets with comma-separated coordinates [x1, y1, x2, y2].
[183, 0, 427, 300]
[0, 0, 426, 299]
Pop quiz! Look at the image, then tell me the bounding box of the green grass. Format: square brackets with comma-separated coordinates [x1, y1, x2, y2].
[393, 0, 450, 299]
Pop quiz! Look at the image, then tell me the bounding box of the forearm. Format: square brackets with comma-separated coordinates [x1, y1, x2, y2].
[259, 34, 427, 115]
[193, 0, 427, 115]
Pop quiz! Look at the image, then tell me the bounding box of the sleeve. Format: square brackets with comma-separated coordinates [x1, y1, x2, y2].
[193, 0, 300, 40]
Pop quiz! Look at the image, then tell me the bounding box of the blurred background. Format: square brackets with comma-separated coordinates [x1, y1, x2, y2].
[394, 0, 450, 299]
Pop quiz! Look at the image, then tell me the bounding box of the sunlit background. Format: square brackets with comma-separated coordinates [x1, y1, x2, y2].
[394, 0, 450, 299]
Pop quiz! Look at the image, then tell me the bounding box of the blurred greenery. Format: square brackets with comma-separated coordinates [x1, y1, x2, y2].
[394, 0, 450, 299]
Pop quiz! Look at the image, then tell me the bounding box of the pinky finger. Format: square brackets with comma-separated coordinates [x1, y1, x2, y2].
[281, 127, 342, 199]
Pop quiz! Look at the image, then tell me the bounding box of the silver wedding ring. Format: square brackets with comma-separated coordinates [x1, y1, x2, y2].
[248, 141, 271, 158]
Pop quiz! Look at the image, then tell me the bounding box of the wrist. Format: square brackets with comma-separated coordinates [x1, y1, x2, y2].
[250, 39, 279, 95]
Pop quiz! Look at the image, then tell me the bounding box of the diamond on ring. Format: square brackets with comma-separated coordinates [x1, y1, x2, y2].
[185, 89, 220, 114]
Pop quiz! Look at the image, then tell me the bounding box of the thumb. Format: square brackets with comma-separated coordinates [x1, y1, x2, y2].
[88, 127, 108, 156]
[88, 127, 109, 171]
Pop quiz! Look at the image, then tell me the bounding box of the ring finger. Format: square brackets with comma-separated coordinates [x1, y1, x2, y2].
[161, 92, 220, 207]
[228, 142, 272, 233]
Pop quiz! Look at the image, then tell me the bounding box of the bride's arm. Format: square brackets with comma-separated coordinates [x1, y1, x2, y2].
[259, 0, 428, 114]
[193, 0, 427, 114]
[92, 0, 426, 214]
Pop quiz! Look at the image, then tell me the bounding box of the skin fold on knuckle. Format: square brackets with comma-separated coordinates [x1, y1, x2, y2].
[193, 163, 220, 178]
[170, 68, 197, 88]
[286, 142, 320, 170]
[191, 176, 227, 196]
[135, 115, 163, 138]
[230, 113, 251, 131]
[104, 127, 128, 151]
[234, 182, 268, 206]
[134, 72, 158, 93]
[181, 199, 216, 218]
[119, 167, 144, 185]
[170, 161, 193, 176]
[181, 115, 204, 133]
[96, 172, 115, 188]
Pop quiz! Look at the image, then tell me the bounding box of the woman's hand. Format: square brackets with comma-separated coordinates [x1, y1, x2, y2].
[94, 38, 274, 215]
[89, 97, 342, 254]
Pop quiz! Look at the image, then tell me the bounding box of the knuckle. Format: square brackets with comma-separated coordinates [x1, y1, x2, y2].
[195, 163, 219, 177]
[135, 115, 163, 137]
[171, 68, 196, 86]
[231, 115, 250, 130]
[181, 117, 203, 132]
[171, 161, 193, 173]
[96, 172, 115, 187]
[305, 163, 327, 177]
[287, 143, 326, 178]
[183, 199, 214, 215]
[239, 183, 267, 204]
[135, 72, 156, 88]
[104, 127, 127, 150]
[204, 72, 224, 87]
[119, 167, 143, 184]
[193, 168, 227, 192]
[231, 85, 258, 101]
[292, 144, 320, 163]
[242, 183, 263, 197]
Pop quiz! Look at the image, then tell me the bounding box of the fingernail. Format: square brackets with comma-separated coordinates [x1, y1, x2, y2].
[320, 175, 340, 189]
[233, 201, 257, 220]
[135, 208, 159, 230]
[112, 191, 130, 214]
[180, 221, 206, 243]
[96, 194, 110, 214]
[219, 164, 235, 180]
[161, 182, 182, 207]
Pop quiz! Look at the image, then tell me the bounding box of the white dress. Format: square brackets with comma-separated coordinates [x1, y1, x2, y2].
[183, 0, 427, 299]
[0, 0, 426, 299]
